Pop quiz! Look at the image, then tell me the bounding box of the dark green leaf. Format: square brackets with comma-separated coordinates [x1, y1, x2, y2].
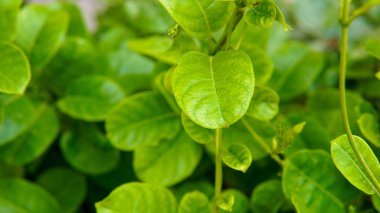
[250, 179, 285, 213]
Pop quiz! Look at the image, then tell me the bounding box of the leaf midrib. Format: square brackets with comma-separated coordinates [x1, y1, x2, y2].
[208, 56, 224, 123]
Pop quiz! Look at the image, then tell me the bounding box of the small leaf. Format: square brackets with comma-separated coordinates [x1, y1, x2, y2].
[106, 91, 180, 150]
[221, 190, 249, 213]
[331, 135, 380, 195]
[179, 191, 211, 213]
[250, 179, 285, 213]
[357, 113, 380, 147]
[0, 42, 30, 94]
[133, 131, 202, 186]
[283, 150, 359, 213]
[246, 86, 279, 121]
[244, 1, 277, 28]
[0, 0, 22, 40]
[172, 50, 255, 129]
[222, 143, 252, 173]
[60, 123, 120, 175]
[158, 0, 234, 38]
[364, 39, 380, 59]
[216, 192, 235, 212]
[181, 113, 215, 144]
[58, 75, 125, 121]
[0, 178, 63, 213]
[96, 182, 177, 213]
[36, 168, 87, 213]
[272, 1, 292, 31]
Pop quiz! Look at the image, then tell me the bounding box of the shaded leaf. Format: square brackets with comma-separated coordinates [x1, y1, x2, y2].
[172, 50, 255, 129]
[179, 191, 211, 213]
[182, 113, 215, 144]
[0, 0, 22, 40]
[250, 179, 285, 213]
[244, 1, 277, 28]
[96, 182, 176, 213]
[331, 135, 380, 195]
[246, 86, 279, 121]
[220, 190, 249, 213]
[357, 113, 380, 147]
[216, 191, 235, 212]
[222, 143, 252, 173]
[364, 39, 380, 59]
[241, 45, 274, 85]
[133, 131, 202, 186]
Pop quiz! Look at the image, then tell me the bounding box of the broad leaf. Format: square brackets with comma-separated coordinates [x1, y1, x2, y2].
[172, 50, 255, 129]
[250, 179, 285, 213]
[173, 181, 214, 201]
[36, 168, 87, 213]
[16, 4, 69, 70]
[96, 182, 177, 213]
[283, 150, 359, 213]
[357, 113, 380, 147]
[158, 0, 234, 38]
[182, 113, 215, 144]
[364, 39, 380, 59]
[133, 131, 202, 186]
[179, 191, 211, 213]
[0, 0, 22, 40]
[0, 42, 30, 94]
[372, 195, 380, 212]
[331, 135, 380, 195]
[222, 143, 252, 173]
[246, 86, 279, 121]
[241, 45, 274, 85]
[0, 178, 63, 213]
[0, 104, 59, 165]
[58, 75, 125, 121]
[106, 91, 180, 150]
[220, 190, 249, 213]
[0, 95, 35, 145]
[60, 123, 120, 175]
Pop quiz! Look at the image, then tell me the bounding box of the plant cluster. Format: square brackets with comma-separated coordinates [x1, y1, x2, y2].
[0, 0, 380, 212]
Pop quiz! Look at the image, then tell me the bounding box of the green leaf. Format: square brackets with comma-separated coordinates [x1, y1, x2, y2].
[241, 45, 274, 85]
[0, 42, 30, 95]
[0, 104, 59, 165]
[15, 4, 69, 70]
[179, 191, 211, 213]
[364, 39, 380, 59]
[216, 191, 235, 212]
[0, 95, 35, 145]
[283, 150, 359, 213]
[357, 113, 380, 147]
[0, 160, 23, 178]
[36, 168, 87, 213]
[182, 113, 215, 144]
[60, 123, 120, 175]
[244, 1, 277, 28]
[250, 179, 285, 213]
[158, 0, 234, 38]
[173, 181, 214, 201]
[106, 91, 181, 150]
[133, 131, 202, 186]
[96, 182, 177, 213]
[331, 135, 380, 195]
[372, 195, 380, 212]
[246, 86, 279, 121]
[0, 178, 63, 213]
[220, 190, 249, 213]
[222, 143, 252, 173]
[172, 50, 255, 129]
[0, 0, 22, 40]
[58, 75, 125, 121]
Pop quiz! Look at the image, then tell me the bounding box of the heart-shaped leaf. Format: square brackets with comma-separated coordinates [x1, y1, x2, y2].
[172, 50, 255, 129]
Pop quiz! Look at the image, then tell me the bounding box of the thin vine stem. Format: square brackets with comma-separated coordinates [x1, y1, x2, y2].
[214, 128, 223, 212]
[340, 0, 380, 197]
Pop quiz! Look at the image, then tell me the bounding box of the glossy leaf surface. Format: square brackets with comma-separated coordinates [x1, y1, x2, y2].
[181, 113, 214, 144]
[222, 143, 252, 173]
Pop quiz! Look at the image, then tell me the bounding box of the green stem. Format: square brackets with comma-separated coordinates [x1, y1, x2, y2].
[340, 0, 380, 198]
[234, 22, 247, 50]
[214, 128, 223, 212]
[241, 118, 284, 166]
[347, 0, 380, 24]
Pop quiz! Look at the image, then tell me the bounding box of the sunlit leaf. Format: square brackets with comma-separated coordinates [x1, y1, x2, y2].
[179, 191, 211, 213]
[222, 143, 252, 173]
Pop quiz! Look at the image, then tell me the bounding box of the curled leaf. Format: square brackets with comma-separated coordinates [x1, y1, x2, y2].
[222, 143, 252, 173]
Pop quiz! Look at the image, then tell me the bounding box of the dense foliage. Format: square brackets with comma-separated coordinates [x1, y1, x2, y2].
[0, 0, 380, 212]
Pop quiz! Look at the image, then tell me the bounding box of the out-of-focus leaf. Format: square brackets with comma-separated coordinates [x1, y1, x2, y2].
[216, 191, 234, 212]
[106, 91, 180, 150]
[241, 45, 274, 85]
[222, 143, 252, 173]
[15, 4, 69, 70]
[357, 113, 380, 147]
[283, 150, 359, 213]
[372, 195, 380, 212]
[58, 75, 125, 122]
[0, 178, 63, 213]
[331, 135, 380, 195]
[0, 160, 23, 178]
[174, 181, 214, 201]
[244, 1, 276, 28]
[133, 131, 202, 186]
[36, 168, 87, 213]
[0, 42, 30, 95]
[172, 50, 255, 129]
[220, 189, 249, 213]
[246, 86, 279, 121]
[96, 182, 176, 213]
[250, 179, 285, 213]
[364, 39, 380, 59]
[60, 123, 120, 175]
[179, 191, 211, 213]
[182, 113, 214, 144]
[0, 0, 22, 40]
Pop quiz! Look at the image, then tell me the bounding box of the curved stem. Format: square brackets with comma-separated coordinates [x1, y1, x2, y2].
[214, 128, 223, 212]
[340, 0, 380, 197]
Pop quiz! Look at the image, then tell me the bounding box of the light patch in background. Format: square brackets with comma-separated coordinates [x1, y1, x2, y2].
[28, 0, 104, 31]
